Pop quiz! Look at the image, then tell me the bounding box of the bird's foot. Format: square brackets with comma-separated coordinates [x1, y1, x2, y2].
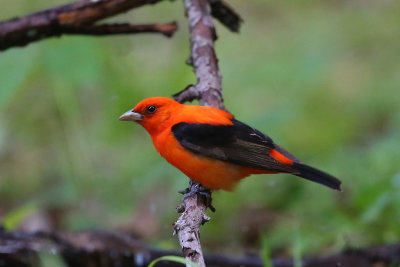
[179, 180, 216, 212]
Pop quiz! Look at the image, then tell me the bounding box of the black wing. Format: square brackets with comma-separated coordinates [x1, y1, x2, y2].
[172, 119, 342, 191]
[171, 119, 299, 173]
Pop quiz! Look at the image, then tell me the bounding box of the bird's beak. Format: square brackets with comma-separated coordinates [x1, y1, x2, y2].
[119, 110, 143, 121]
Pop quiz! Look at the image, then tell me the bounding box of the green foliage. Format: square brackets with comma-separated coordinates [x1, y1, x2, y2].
[2, 203, 37, 230]
[0, 47, 36, 110]
[37, 251, 67, 267]
[293, 230, 303, 267]
[260, 235, 273, 267]
[148, 256, 200, 267]
[1, 0, 400, 260]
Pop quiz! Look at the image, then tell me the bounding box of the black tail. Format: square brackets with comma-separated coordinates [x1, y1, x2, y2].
[292, 163, 342, 191]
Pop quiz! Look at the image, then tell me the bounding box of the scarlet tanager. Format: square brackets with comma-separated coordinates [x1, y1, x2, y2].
[119, 97, 341, 191]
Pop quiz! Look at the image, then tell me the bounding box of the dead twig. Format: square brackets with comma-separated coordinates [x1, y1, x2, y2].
[0, 0, 173, 51]
[61, 22, 177, 37]
[0, 0, 242, 52]
[208, 0, 243, 32]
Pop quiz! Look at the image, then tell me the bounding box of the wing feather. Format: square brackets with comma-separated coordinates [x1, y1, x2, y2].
[172, 119, 299, 173]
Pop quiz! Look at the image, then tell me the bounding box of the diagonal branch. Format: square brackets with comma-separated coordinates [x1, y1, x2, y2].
[0, 22, 177, 51]
[59, 22, 177, 37]
[0, 0, 170, 51]
[0, 0, 242, 52]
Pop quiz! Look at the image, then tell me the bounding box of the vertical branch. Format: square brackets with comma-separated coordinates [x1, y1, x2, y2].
[173, 0, 227, 266]
[174, 0, 224, 109]
[173, 186, 210, 267]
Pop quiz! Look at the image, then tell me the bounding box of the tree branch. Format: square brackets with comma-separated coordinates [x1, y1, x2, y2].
[0, 0, 242, 52]
[0, 0, 172, 51]
[172, 0, 234, 265]
[208, 0, 243, 32]
[174, 0, 225, 109]
[173, 190, 210, 267]
[61, 22, 177, 37]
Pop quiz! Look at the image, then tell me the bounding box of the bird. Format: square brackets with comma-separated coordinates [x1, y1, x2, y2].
[119, 97, 341, 191]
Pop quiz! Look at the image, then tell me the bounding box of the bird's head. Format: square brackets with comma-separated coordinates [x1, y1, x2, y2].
[119, 97, 181, 135]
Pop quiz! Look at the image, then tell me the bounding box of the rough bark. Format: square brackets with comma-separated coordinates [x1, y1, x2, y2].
[173, 182, 216, 266]
[174, 0, 224, 109]
[173, 192, 210, 267]
[172, 0, 229, 265]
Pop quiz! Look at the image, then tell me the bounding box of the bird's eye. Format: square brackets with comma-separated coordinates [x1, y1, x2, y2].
[146, 105, 157, 113]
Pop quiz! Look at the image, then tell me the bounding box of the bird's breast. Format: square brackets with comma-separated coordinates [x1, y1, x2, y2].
[151, 129, 270, 190]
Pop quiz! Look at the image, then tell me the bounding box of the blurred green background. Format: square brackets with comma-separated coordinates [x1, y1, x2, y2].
[1, 0, 400, 260]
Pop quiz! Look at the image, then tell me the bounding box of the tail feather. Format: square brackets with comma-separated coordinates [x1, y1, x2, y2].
[292, 163, 342, 191]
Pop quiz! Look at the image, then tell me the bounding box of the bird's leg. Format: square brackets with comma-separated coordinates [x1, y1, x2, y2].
[179, 180, 216, 212]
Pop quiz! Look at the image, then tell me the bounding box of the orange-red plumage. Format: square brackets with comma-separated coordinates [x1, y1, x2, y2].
[119, 97, 341, 191]
[269, 149, 294, 165]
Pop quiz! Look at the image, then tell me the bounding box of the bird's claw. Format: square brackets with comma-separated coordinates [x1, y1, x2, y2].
[179, 181, 216, 212]
[178, 188, 189, 195]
